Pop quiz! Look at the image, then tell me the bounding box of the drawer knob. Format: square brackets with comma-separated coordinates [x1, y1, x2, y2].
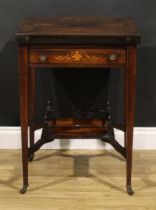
[109, 54, 117, 61]
[40, 55, 47, 61]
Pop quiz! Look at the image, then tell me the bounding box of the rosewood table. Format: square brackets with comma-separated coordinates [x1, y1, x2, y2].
[15, 17, 141, 194]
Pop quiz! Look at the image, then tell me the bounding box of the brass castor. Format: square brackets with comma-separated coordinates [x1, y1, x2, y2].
[20, 185, 28, 194]
[29, 154, 34, 162]
[127, 186, 134, 195]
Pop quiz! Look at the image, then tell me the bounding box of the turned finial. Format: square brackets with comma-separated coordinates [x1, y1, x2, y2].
[46, 100, 52, 112]
[44, 100, 53, 121]
[105, 100, 112, 120]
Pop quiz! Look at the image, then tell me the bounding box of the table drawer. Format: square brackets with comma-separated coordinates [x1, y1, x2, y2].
[29, 48, 126, 66]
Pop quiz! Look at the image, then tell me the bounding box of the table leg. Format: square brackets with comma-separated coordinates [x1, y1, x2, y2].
[19, 47, 29, 194]
[125, 46, 136, 195]
[28, 67, 35, 162]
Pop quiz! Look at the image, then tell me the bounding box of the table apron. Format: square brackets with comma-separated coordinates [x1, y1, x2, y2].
[28, 48, 126, 68]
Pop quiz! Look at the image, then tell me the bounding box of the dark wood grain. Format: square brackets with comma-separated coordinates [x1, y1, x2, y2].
[125, 46, 136, 195]
[29, 48, 126, 67]
[16, 17, 141, 194]
[15, 17, 141, 45]
[19, 47, 29, 193]
[28, 67, 35, 161]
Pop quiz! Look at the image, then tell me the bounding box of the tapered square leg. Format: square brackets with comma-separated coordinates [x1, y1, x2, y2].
[28, 67, 36, 162]
[19, 47, 29, 193]
[125, 46, 136, 195]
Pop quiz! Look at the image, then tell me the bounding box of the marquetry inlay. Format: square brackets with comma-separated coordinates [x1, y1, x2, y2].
[55, 50, 101, 62]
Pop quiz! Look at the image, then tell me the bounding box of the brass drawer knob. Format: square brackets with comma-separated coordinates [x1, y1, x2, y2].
[109, 53, 117, 61]
[40, 55, 47, 61]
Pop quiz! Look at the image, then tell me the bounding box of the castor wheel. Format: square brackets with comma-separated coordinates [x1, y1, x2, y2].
[127, 186, 134, 195]
[29, 154, 34, 162]
[20, 185, 28, 194]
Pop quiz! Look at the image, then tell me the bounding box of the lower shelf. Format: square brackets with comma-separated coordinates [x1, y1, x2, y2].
[28, 118, 126, 159]
[43, 117, 112, 139]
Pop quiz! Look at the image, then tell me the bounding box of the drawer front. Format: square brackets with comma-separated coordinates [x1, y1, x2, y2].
[29, 48, 126, 66]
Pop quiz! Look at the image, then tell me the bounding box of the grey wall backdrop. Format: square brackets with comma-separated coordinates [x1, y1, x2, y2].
[0, 0, 156, 126]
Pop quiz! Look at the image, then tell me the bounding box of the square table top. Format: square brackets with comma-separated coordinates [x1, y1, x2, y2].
[15, 17, 141, 45]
